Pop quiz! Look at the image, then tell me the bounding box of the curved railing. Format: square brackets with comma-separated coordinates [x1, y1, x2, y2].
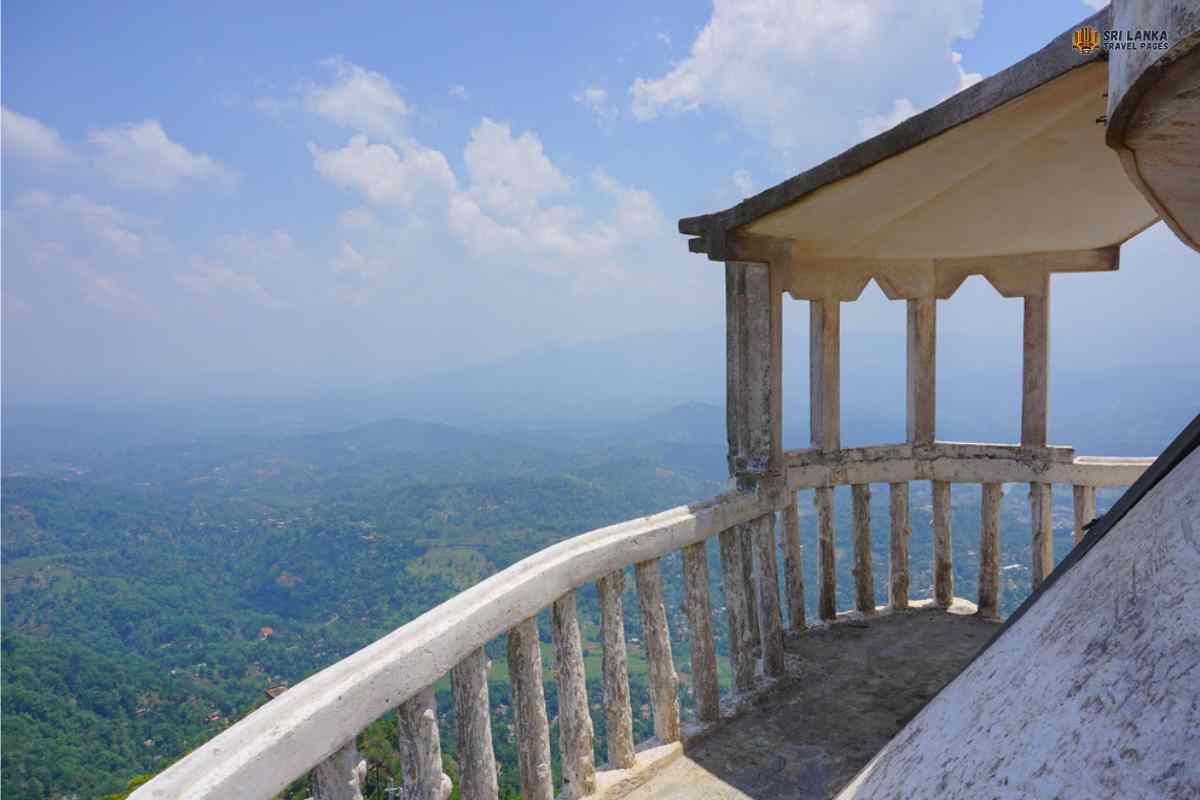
[130, 442, 1151, 800]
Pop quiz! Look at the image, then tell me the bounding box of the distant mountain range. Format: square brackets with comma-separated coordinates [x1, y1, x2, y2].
[4, 327, 1197, 473]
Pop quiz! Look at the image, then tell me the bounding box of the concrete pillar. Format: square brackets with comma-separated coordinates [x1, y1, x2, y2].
[752, 513, 785, 677]
[726, 261, 782, 484]
[782, 497, 806, 630]
[810, 298, 840, 621]
[451, 649, 499, 800]
[851, 484, 875, 614]
[396, 686, 452, 800]
[738, 525, 761, 648]
[1073, 485, 1096, 546]
[312, 740, 366, 800]
[814, 486, 837, 621]
[906, 297, 937, 446]
[1022, 275, 1052, 591]
[596, 571, 635, 769]
[888, 482, 910, 610]
[1030, 483, 1054, 588]
[551, 592, 596, 799]
[979, 483, 1003, 619]
[635, 559, 681, 744]
[507, 618, 553, 800]
[809, 299, 841, 453]
[681, 542, 720, 723]
[1021, 276, 1051, 447]
[719, 526, 756, 693]
[932, 480, 954, 607]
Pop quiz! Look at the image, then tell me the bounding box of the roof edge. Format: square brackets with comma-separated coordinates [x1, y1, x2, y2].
[680, 7, 1112, 253]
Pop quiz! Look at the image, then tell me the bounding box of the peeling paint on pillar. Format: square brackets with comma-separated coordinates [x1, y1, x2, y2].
[1029, 482, 1053, 588]
[1073, 484, 1096, 546]
[851, 484, 875, 614]
[682, 542, 720, 722]
[312, 741, 366, 800]
[719, 526, 756, 692]
[507, 618, 553, 800]
[451, 648, 499, 800]
[815, 487, 837, 620]
[635, 558, 681, 744]
[978, 483, 1002, 620]
[738, 523, 762, 647]
[932, 480, 954, 607]
[596, 570, 636, 769]
[551, 591, 596, 799]
[782, 498, 806, 630]
[751, 513, 785, 676]
[888, 482, 910, 609]
[396, 686, 451, 800]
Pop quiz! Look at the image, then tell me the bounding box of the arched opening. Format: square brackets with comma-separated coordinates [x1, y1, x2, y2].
[840, 279, 906, 446]
[937, 274, 1023, 443]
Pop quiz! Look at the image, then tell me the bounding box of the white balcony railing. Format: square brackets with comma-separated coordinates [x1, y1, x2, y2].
[130, 442, 1152, 800]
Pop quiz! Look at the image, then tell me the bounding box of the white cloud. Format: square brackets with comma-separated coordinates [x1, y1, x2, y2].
[1081, 0, 1106, 10]
[2, 106, 74, 163]
[254, 95, 293, 117]
[89, 120, 234, 191]
[732, 168, 753, 196]
[858, 97, 917, 140]
[329, 240, 397, 305]
[594, 169, 665, 240]
[952, 50, 982, 93]
[18, 190, 146, 257]
[463, 118, 571, 218]
[332, 240, 384, 280]
[630, 0, 983, 153]
[302, 60, 672, 287]
[338, 206, 379, 229]
[304, 57, 410, 142]
[449, 84, 469, 101]
[6, 190, 165, 320]
[656, 32, 672, 47]
[176, 257, 284, 310]
[573, 87, 619, 126]
[309, 134, 457, 208]
[174, 230, 299, 310]
[83, 274, 159, 319]
[857, 51, 980, 141]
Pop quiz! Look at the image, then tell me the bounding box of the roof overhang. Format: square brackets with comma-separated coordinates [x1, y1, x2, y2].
[681, 8, 1161, 294]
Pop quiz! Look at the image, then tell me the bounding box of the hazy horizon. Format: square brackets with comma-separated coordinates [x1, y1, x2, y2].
[4, 1, 1199, 414]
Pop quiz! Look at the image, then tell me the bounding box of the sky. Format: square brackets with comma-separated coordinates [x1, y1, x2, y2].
[3, 0, 1197, 409]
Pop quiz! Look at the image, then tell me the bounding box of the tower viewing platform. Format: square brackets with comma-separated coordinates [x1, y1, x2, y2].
[130, 3, 1199, 799]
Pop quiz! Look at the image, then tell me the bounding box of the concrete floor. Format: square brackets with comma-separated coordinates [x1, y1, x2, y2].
[625, 603, 1001, 800]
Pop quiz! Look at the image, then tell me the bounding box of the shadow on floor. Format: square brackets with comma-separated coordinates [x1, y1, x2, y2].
[626, 605, 1000, 800]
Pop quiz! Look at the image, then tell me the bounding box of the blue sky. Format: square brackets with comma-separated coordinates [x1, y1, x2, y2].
[3, 0, 1196, 404]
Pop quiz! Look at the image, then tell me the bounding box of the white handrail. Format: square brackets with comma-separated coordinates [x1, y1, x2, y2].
[785, 442, 1152, 489]
[129, 489, 776, 800]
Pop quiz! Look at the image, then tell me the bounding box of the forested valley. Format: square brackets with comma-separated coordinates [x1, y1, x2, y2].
[1, 403, 1122, 798]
